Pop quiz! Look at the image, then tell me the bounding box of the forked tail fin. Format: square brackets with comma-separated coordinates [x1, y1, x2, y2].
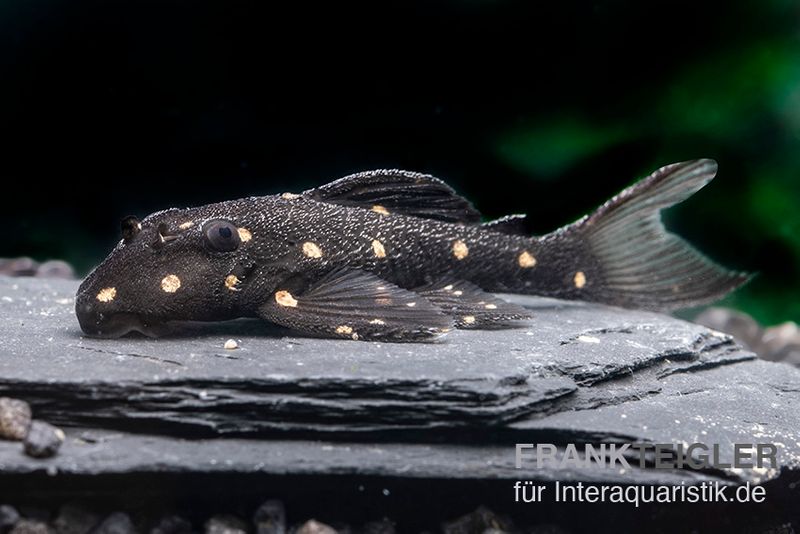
[535, 159, 750, 310]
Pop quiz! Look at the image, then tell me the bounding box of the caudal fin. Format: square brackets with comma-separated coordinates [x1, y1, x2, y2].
[536, 159, 750, 311]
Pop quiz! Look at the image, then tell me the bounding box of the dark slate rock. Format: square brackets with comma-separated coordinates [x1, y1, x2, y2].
[0, 276, 753, 437]
[91, 513, 136, 534]
[53, 505, 101, 534]
[253, 501, 285, 534]
[0, 428, 708, 484]
[0, 275, 797, 492]
[0, 398, 31, 441]
[148, 516, 191, 534]
[293, 521, 335, 534]
[23, 421, 64, 459]
[9, 521, 51, 534]
[204, 516, 247, 534]
[0, 277, 580, 435]
[0, 506, 20, 532]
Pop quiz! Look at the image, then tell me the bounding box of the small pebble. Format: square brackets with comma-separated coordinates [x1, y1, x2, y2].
[0, 258, 38, 277]
[762, 322, 800, 365]
[223, 339, 238, 350]
[204, 515, 247, 534]
[253, 500, 285, 534]
[695, 308, 800, 367]
[149, 515, 191, 534]
[0, 505, 20, 531]
[92, 513, 136, 534]
[0, 397, 32, 441]
[23, 421, 65, 459]
[361, 519, 395, 534]
[695, 307, 762, 349]
[295, 520, 337, 534]
[0, 257, 76, 279]
[441, 506, 514, 534]
[9, 520, 51, 534]
[15, 509, 49, 523]
[34, 260, 75, 280]
[53, 505, 100, 534]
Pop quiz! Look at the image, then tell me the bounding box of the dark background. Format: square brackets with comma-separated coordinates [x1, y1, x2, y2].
[2, 0, 798, 324]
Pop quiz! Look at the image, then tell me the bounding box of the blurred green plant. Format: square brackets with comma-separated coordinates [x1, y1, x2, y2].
[495, 120, 632, 178]
[494, 39, 800, 325]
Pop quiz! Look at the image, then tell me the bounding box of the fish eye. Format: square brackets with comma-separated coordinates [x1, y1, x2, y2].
[203, 220, 241, 252]
[121, 216, 141, 242]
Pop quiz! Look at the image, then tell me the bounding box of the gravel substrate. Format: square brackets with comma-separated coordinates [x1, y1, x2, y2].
[0, 503, 546, 534]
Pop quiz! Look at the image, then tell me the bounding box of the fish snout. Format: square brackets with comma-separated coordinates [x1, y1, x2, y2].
[75, 286, 159, 338]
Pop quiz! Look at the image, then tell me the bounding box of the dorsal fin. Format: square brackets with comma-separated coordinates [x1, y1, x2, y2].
[480, 214, 528, 236]
[303, 170, 482, 224]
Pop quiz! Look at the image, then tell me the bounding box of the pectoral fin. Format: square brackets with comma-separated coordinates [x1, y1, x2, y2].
[259, 269, 453, 341]
[415, 279, 532, 329]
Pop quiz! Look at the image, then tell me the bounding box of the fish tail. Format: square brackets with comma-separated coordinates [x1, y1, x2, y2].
[527, 159, 750, 310]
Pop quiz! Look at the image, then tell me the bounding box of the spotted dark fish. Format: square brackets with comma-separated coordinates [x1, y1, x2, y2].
[75, 159, 749, 341]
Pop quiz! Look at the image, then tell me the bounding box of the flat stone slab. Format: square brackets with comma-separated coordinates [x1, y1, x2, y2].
[0, 276, 750, 433]
[0, 275, 798, 488]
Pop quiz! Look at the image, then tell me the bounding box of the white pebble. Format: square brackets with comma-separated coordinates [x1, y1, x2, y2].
[224, 339, 238, 350]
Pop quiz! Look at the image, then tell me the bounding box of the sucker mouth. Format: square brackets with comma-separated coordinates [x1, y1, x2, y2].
[77, 311, 169, 338]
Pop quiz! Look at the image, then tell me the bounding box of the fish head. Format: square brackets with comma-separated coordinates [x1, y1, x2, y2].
[75, 203, 255, 337]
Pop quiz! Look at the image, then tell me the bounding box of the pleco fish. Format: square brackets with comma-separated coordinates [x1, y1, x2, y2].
[75, 159, 748, 341]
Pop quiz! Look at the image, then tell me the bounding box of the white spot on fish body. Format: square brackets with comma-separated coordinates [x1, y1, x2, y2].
[275, 290, 298, 307]
[225, 275, 240, 291]
[161, 275, 181, 293]
[302, 242, 323, 258]
[372, 239, 386, 258]
[518, 251, 537, 268]
[96, 287, 116, 302]
[452, 240, 469, 260]
[237, 228, 253, 242]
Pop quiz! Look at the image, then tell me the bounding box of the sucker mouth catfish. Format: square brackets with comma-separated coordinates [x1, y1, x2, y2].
[75, 159, 749, 341]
